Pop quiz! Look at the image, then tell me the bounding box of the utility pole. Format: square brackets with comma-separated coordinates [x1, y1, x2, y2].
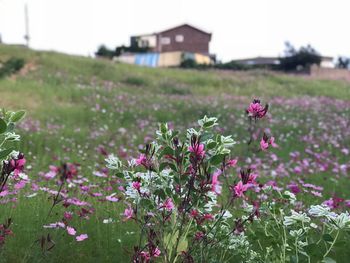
[24, 2, 30, 47]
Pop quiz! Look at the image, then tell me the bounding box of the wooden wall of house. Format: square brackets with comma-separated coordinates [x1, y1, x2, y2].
[157, 25, 211, 55]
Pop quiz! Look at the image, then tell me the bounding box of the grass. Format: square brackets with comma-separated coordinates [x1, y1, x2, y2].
[0, 44, 350, 262]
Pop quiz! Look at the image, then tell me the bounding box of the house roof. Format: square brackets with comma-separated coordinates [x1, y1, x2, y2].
[131, 23, 212, 38]
[232, 56, 280, 65]
[157, 23, 212, 36]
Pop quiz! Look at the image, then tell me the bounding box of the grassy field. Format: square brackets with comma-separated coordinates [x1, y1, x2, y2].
[0, 44, 350, 262]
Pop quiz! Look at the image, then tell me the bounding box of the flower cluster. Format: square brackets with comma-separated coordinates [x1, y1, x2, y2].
[246, 99, 268, 119]
[107, 108, 271, 262]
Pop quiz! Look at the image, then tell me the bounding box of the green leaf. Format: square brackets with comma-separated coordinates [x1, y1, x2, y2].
[160, 123, 168, 134]
[159, 162, 169, 171]
[177, 238, 188, 253]
[0, 118, 7, 134]
[168, 163, 177, 172]
[159, 146, 174, 158]
[10, 110, 26, 123]
[6, 122, 15, 133]
[206, 141, 217, 150]
[115, 172, 124, 178]
[0, 148, 14, 160]
[304, 243, 319, 256]
[323, 234, 334, 243]
[154, 189, 166, 199]
[203, 121, 215, 128]
[139, 198, 154, 209]
[210, 154, 225, 165]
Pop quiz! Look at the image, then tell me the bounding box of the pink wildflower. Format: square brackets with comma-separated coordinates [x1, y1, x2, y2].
[240, 169, 258, 185]
[132, 181, 141, 191]
[64, 211, 73, 220]
[288, 183, 301, 194]
[246, 99, 268, 119]
[162, 198, 175, 211]
[135, 154, 147, 166]
[123, 206, 134, 220]
[211, 170, 222, 194]
[106, 193, 119, 202]
[311, 191, 322, 197]
[260, 138, 269, 151]
[152, 247, 161, 257]
[76, 234, 88, 242]
[189, 136, 205, 158]
[226, 159, 238, 167]
[203, 213, 214, 221]
[234, 181, 249, 197]
[260, 134, 278, 151]
[190, 209, 199, 218]
[9, 153, 26, 177]
[14, 180, 27, 190]
[0, 190, 9, 197]
[67, 226, 76, 236]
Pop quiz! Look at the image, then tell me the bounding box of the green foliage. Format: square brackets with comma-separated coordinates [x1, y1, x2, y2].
[95, 45, 115, 59]
[336, 56, 350, 69]
[115, 45, 150, 57]
[0, 109, 25, 164]
[278, 42, 322, 71]
[95, 44, 151, 59]
[0, 57, 25, 78]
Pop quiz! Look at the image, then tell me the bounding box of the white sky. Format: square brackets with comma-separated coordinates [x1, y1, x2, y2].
[0, 0, 349, 62]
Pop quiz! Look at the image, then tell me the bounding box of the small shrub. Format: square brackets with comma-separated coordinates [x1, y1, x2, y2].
[0, 57, 25, 78]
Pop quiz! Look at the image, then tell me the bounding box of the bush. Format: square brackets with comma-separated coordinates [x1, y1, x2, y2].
[115, 45, 150, 57]
[215, 61, 251, 70]
[95, 45, 115, 59]
[336, 56, 350, 69]
[0, 57, 25, 78]
[278, 42, 321, 71]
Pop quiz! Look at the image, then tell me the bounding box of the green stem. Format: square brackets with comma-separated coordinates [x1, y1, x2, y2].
[295, 238, 299, 262]
[323, 230, 340, 259]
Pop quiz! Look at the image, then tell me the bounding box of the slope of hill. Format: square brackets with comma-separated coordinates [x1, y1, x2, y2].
[0, 44, 350, 262]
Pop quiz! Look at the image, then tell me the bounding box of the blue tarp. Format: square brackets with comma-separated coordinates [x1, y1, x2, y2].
[135, 53, 159, 67]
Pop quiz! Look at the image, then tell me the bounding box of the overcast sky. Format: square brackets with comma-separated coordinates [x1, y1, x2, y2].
[0, 0, 349, 61]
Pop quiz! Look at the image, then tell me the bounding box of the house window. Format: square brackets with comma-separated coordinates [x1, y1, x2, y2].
[140, 40, 149, 47]
[160, 37, 171, 45]
[175, 35, 184, 42]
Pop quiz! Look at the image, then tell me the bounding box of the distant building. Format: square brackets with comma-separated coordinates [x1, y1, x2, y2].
[231, 57, 280, 67]
[131, 24, 212, 55]
[319, 56, 334, 68]
[116, 24, 213, 67]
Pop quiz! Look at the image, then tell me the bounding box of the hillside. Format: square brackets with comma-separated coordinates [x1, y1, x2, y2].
[0, 44, 350, 262]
